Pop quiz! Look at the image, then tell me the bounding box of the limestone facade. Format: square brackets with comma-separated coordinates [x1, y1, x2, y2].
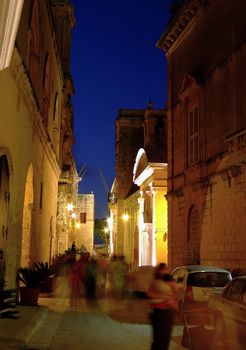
[157, 0, 246, 270]
[110, 104, 168, 267]
[0, 0, 75, 287]
[76, 194, 95, 255]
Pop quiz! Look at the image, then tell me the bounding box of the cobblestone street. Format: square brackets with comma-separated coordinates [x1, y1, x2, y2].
[24, 297, 185, 350]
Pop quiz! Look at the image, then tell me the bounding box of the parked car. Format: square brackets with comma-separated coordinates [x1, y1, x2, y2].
[171, 265, 232, 315]
[126, 265, 155, 298]
[208, 276, 246, 349]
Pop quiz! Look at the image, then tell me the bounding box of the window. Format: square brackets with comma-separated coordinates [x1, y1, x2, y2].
[227, 280, 244, 302]
[172, 269, 180, 282]
[188, 106, 200, 164]
[28, 0, 40, 80]
[80, 212, 86, 223]
[188, 272, 231, 288]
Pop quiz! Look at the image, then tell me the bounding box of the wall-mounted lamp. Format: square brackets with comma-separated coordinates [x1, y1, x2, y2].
[122, 209, 129, 222]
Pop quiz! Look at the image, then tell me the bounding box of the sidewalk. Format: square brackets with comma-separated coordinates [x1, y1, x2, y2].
[0, 295, 50, 349]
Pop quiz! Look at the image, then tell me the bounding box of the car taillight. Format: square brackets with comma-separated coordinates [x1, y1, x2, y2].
[184, 285, 193, 301]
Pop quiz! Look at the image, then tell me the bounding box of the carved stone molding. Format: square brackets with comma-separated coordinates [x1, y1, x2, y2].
[157, 0, 202, 53]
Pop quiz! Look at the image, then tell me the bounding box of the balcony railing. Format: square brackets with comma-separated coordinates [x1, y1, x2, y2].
[226, 128, 246, 153]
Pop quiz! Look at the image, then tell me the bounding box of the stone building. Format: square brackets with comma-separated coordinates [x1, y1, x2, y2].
[0, 0, 75, 287]
[157, 0, 246, 270]
[109, 103, 168, 267]
[76, 194, 95, 255]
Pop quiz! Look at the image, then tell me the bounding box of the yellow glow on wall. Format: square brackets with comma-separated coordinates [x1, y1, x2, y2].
[155, 190, 168, 264]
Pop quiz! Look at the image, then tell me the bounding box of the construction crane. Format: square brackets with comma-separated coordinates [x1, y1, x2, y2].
[77, 164, 87, 182]
[98, 168, 109, 194]
[99, 168, 117, 204]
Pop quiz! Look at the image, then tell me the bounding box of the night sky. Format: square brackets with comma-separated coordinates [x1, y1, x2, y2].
[71, 0, 173, 219]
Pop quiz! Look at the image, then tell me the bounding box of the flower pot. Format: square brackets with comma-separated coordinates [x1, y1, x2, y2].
[19, 286, 40, 306]
[40, 276, 53, 293]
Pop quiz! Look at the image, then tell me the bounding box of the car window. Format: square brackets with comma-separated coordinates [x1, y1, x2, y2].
[187, 272, 231, 287]
[227, 280, 245, 302]
[177, 269, 186, 283]
[171, 268, 180, 281]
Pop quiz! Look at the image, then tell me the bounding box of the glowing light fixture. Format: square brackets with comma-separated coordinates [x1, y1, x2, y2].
[67, 203, 74, 211]
[75, 222, 81, 229]
[71, 213, 76, 219]
[122, 209, 129, 222]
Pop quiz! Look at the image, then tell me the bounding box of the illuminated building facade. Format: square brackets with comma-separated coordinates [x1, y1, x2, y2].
[76, 194, 94, 255]
[109, 103, 168, 267]
[158, 0, 246, 270]
[0, 0, 75, 287]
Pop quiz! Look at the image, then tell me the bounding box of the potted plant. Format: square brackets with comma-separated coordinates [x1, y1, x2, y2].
[34, 262, 54, 293]
[17, 267, 44, 306]
[0, 280, 19, 318]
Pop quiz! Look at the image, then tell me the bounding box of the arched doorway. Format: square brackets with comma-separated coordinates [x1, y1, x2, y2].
[0, 155, 10, 282]
[21, 164, 34, 267]
[187, 205, 200, 264]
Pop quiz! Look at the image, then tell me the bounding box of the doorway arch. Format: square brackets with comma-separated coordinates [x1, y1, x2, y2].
[21, 164, 34, 267]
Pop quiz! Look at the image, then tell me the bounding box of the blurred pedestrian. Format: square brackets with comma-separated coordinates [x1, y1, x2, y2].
[71, 241, 76, 253]
[84, 256, 98, 303]
[108, 255, 128, 299]
[68, 253, 87, 307]
[97, 254, 109, 298]
[147, 263, 178, 350]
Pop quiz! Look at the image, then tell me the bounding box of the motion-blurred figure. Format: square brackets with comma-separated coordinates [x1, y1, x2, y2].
[148, 263, 178, 350]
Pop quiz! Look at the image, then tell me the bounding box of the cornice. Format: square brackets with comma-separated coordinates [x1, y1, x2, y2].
[10, 47, 61, 178]
[134, 163, 166, 187]
[46, 1, 65, 86]
[52, 2, 76, 28]
[157, 0, 203, 54]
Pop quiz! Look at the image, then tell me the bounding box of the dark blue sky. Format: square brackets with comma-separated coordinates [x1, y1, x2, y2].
[71, 0, 172, 218]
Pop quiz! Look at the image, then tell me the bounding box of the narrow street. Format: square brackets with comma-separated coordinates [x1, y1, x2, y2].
[24, 297, 185, 350]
